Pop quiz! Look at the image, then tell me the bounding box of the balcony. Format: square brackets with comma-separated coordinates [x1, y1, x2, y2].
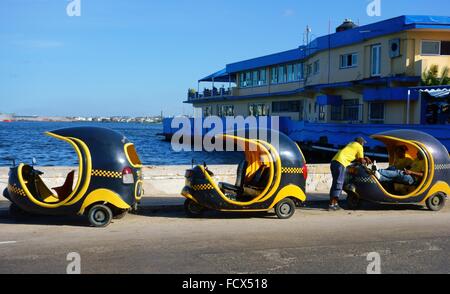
[187, 87, 235, 102]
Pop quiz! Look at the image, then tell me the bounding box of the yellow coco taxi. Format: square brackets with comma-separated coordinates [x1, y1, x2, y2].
[3, 127, 144, 227]
[345, 130, 450, 211]
[181, 129, 308, 219]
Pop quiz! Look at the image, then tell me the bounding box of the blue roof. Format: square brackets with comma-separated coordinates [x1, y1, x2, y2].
[226, 49, 302, 74]
[198, 68, 236, 83]
[221, 15, 450, 74]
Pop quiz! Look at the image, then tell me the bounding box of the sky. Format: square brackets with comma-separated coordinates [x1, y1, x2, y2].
[0, 0, 448, 117]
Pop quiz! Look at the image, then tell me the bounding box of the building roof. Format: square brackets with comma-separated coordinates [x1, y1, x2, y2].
[201, 15, 450, 77]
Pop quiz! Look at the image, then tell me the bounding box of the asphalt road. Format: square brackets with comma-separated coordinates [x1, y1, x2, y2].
[0, 199, 449, 274]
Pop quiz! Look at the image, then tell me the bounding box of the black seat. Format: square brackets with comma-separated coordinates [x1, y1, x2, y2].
[219, 160, 248, 194]
[247, 165, 269, 189]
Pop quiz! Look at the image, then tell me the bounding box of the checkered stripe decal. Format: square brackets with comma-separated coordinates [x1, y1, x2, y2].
[192, 184, 214, 191]
[435, 163, 450, 171]
[91, 169, 122, 179]
[354, 177, 377, 184]
[8, 184, 26, 197]
[282, 167, 303, 174]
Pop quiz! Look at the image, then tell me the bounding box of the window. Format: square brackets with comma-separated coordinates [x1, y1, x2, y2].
[240, 69, 267, 88]
[306, 64, 312, 77]
[287, 64, 294, 82]
[252, 70, 259, 86]
[125, 144, 142, 168]
[371, 45, 381, 76]
[259, 69, 267, 85]
[330, 105, 342, 121]
[343, 99, 361, 122]
[441, 41, 450, 55]
[296, 63, 304, 80]
[271, 67, 278, 84]
[421, 40, 441, 55]
[369, 102, 385, 123]
[318, 106, 326, 121]
[203, 106, 212, 117]
[272, 100, 302, 112]
[249, 103, 269, 116]
[278, 65, 287, 83]
[217, 105, 234, 117]
[340, 53, 358, 68]
[313, 60, 320, 75]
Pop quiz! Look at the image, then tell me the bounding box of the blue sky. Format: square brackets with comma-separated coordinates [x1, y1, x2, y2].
[0, 0, 448, 117]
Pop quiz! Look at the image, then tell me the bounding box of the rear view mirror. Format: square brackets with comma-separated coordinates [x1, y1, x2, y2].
[32, 157, 37, 166]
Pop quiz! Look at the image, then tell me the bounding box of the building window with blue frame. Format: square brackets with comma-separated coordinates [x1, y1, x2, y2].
[271, 67, 278, 84]
[203, 106, 213, 117]
[330, 105, 342, 121]
[296, 63, 304, 80]
[249, 103, 269, 116]
[272, 100, 304, 120]
[371, 44, 381, 77]
[313, 60, 320, 75]
[340, 53, 358, 69]
[369, 102, 385, 124]
[217, 105, 234, 117]
[318, 105, 326, 121]
[306, 64, 313, 77]
[278, 65, 287, 83]
[343, 99, 361, 122]
[258, 69, 267, 86]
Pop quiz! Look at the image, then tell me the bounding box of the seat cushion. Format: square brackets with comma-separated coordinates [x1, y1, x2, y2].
[219, 182, 241, 193]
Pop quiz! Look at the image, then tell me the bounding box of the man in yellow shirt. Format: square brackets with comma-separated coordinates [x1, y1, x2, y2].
[330, 137, 371, 211]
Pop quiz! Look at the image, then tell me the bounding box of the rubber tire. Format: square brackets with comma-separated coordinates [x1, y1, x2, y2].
[347, 193, 361, 210]
[184, 199, 204, 218]
[426, 193, 446, 212]
[113, 210, 128, 220]
[88, 204, 113, 228]
[3, 188, 10, 200]
[9, 203, 27, 217]
[274, 198, 296, 219]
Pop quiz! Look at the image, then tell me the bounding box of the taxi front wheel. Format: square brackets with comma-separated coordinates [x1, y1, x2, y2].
[275, 198, 296, 219]
[426, 193, 446, 212]
[184, 199, 204, 218]
[88, 204, 113, 227]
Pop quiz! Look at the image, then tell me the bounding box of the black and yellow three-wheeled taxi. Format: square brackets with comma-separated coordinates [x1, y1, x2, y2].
[181, 129, 308, 219]
[344, 130, 450, 211]
[3, 127, 144, 227]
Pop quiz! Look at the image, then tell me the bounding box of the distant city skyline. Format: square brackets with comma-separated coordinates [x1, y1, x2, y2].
[0, 0, 448, 117]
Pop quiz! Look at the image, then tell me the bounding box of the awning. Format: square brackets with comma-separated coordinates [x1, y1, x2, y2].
[363, 87, 419, 102]
[198, 69, 236, 83]
[420, 88, 450, 98]
[317, 95, 342, 106]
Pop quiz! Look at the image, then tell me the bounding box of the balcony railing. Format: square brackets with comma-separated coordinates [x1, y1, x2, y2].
[187, 87, 232, 101]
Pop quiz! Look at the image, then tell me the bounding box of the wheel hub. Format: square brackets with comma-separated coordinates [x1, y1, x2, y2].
[280, 203, 291, 215]
[94, 210, 106, 222]
[432, 196, 441, 206]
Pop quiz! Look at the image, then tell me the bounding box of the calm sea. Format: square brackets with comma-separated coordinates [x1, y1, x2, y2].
[0, 122, 243, 167]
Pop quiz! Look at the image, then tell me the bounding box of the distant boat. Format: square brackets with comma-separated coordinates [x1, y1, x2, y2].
[0, 113, 14, 122]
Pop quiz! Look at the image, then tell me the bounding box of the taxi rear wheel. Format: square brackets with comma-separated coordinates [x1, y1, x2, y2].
[184, 199, 204, 218]
[88, 204, 113, 227]
[275, 198, 296, 219]
[426, 193, 446, 212]
[9, 203, 28, 217]
[346, 193, 361, 210]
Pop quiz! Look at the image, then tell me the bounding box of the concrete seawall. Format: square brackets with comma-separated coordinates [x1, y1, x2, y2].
[0, 163, 388, 201]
